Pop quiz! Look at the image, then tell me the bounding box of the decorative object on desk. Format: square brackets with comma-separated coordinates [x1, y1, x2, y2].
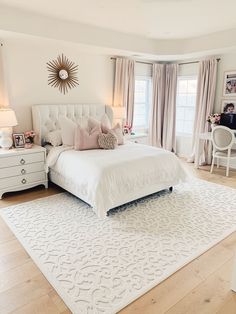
[223, 71, 236, 97]
[207, 113, 221, 130]
[221, 100, 236, 113]
[0, 107, 18, 149]
[24, 130, 36, 148]
[12, 133, 25, 148]
[47, 53, 79, 94]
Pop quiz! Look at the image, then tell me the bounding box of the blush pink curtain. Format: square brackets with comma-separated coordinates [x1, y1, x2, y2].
[149, 64, 165, 148]
[189, 59, 218, 165]
[149, 63, 178, 152]
[113, 58, 135, 128]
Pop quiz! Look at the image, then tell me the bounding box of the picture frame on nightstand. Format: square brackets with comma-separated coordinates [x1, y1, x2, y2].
[12, 133, 25, 148]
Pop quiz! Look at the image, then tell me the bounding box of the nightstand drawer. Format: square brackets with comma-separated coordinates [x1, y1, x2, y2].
[0, 172, 46, 189]
[0, 152, 45, 168]
[0, 162, 45, 179]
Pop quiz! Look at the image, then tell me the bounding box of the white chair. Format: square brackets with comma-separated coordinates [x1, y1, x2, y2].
[210, 126, 236, 177]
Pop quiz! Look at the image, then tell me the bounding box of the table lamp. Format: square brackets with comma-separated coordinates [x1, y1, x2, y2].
[112, 106, 126, 127]
[0, 107, 18, 149]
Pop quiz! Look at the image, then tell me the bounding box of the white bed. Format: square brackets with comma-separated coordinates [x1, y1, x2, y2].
[32, 104, 187, 218]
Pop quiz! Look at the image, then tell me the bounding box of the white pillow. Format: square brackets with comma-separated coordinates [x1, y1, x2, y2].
[88, 114, 112, 130]
[45, 130, 62, 147]
[59, 116, 77, 146]
[101, 114, 112, 129]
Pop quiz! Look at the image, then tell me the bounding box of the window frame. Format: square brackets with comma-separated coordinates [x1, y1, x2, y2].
[176, 75, 197, 136]
[133, 75, 152, 133]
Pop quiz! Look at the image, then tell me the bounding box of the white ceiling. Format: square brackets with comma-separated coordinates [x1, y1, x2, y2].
[0, 0, 236, 39]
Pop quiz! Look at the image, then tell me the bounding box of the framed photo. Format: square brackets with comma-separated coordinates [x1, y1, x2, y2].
[221, 100, 236, 113]
[12, 133, 25, 148]
[223, 71, 236, 96]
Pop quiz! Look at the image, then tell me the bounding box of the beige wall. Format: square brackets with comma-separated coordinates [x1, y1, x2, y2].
[215, 52, 236, 113]
[1, 37, 114, 131]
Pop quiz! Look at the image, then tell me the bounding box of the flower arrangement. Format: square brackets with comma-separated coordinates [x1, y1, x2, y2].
[207, 113, 221, 125]
[123, 124, 132, 134]
[24, 130, 36, 144]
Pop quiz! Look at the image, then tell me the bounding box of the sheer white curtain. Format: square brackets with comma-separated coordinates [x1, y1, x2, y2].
[113, 58, 135, 127]
[149, 63, 178, 152]
[189, 59, 218, 164]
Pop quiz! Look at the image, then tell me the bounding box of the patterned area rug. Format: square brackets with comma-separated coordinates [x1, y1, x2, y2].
[1, 178, 236, 314]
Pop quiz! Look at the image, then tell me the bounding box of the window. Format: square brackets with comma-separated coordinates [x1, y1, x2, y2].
[176, 76, 197, 135]
[133, 77, 151, 131]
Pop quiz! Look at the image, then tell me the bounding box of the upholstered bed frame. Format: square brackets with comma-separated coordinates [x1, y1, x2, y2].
[32, 104, 113, 146]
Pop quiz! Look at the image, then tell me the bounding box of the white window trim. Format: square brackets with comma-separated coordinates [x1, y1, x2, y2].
[133, 76, 152, 132]
[176, 75, 197, 136]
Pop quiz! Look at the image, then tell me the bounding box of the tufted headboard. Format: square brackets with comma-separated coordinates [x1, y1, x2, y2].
[32, 104, 113, 145]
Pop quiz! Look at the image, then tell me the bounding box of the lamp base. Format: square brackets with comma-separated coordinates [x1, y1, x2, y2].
[0, 128, 13, 149]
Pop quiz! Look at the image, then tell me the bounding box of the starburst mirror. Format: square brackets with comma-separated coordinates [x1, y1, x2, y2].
[47, 54, 79, 94]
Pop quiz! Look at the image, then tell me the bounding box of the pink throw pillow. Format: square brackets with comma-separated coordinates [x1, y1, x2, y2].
[74, 126, 101, 150]
[102, 123, 124, 145]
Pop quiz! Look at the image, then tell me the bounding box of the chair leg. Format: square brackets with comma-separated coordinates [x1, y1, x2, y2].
[210, 156, 215, 173]
[226, 157, 230, 177]
[217, 158, 220, 168]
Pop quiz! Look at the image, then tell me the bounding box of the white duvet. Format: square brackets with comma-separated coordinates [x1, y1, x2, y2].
[46, 142, 187, 218]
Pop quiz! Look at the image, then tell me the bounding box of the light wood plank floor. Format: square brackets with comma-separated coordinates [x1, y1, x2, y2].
[0, 161, 236, 314]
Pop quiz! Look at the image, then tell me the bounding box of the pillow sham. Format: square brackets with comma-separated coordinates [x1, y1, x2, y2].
[103, 123, 124, 145]
[88, 114, 112, 131]
[59, 116, 77, 146]
[74, 126, 101, 150]
[98, 132, 118, 150]
[44, 130, 62, 147]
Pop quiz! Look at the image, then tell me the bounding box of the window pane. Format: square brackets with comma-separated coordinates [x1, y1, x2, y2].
[187, 80, 197, 93]
[176, 76, 197, 135]
[186, 94, 196, 106]
[178, 80, 188, 93]
[184, 107, 195, 121]
[176, 94, 187, 106]
[133, 77, 151, 130]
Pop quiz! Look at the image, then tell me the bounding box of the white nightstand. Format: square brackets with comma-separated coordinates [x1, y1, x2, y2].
[0, 145, 48, 199]
[125, 133, 149, 145]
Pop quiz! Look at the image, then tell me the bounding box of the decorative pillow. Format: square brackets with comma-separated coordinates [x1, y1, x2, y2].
[59, 116, 77, 146]
[98, 132, 118, 150]
[103, 123, 124, 145]
[88, 114, 112, 131]
[44, 130, 62, 147]
[74, 126, 101, 150]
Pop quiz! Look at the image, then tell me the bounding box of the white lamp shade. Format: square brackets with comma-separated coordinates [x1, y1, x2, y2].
[0, 108, 18, 127]
[112, 106, 126, 119]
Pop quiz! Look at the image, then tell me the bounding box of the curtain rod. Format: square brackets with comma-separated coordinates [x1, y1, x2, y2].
[110, 57, 221, 66]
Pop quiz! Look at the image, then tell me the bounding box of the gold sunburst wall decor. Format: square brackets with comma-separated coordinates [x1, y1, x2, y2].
[47, 54, 79, 94]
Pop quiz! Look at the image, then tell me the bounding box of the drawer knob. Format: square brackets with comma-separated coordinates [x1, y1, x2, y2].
[21, 178, 27, 184]
[20, 158, 25, 165]
[21, 169, 26, 175]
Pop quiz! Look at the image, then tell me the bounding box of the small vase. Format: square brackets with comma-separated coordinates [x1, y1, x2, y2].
[211, 123, 216, 130]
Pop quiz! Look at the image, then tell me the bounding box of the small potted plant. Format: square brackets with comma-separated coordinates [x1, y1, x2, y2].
[24, 130, 36, 148]
[207, 113, 221, 130]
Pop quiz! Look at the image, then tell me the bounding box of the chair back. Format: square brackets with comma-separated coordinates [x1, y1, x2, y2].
[211, 126, 235, 151]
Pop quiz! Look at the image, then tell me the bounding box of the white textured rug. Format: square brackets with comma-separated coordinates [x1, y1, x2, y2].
[1, 179, 236, 314]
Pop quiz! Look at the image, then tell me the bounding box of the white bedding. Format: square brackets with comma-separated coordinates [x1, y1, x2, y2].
[47, 142, 187, 217]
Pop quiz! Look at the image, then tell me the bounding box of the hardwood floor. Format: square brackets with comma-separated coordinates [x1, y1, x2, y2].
[0, 161, 236, 314]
